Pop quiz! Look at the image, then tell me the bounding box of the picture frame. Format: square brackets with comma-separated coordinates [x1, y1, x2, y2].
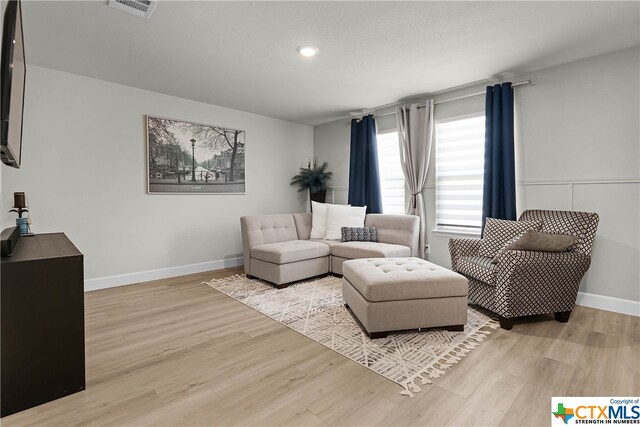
[146, 115, 246, 194]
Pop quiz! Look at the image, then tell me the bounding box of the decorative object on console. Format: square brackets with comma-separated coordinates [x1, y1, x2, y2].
[9, 191, 30, 235]
[341, 226, 378, 242]
[290, 157, 332, 210]
[205, 274, 497, 397]
[450, 209, 599, 330]
[146, 115, 245, 194]
[15, 218, 28, 236]
[13, 191, 25, 209]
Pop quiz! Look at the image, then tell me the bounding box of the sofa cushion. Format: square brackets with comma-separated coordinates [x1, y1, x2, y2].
[478, 218, 542, 258]
[310, 238, 342, 248]
[342, 258, 468, 302]
[325, 205, 367, 240]
[331, 241, 410, 259]
[251, 240, 330, 264]
[456, 255, 496, 284]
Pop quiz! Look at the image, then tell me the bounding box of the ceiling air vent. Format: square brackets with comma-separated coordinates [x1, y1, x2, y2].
[108, 0, 157, 20]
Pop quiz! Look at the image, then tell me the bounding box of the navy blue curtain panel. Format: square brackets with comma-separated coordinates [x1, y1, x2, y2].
[348, 115, 383, 214]
[482, 82, 516, 232]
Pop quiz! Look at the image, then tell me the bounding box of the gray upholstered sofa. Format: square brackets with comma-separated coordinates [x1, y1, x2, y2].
[240, 213, 420, 287]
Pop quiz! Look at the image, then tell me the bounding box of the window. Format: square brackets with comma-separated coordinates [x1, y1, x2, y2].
[376, 131, 405, 214]
[435, 114, 485, 233]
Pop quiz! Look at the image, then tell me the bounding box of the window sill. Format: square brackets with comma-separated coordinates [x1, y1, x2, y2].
[432, 227, 481, 238]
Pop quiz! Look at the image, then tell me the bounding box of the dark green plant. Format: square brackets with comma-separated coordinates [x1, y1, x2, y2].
[290, 158, 333, 194]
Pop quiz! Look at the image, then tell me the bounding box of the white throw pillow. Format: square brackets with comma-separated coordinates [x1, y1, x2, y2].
[325, 204, 367, 240]
[310, 201, 329, 239]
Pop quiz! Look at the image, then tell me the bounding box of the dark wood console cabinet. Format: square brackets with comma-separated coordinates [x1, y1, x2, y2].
[1, 233, 85, 417]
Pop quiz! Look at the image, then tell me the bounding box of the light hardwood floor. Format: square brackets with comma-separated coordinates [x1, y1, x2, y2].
[4, 268, 639, 426]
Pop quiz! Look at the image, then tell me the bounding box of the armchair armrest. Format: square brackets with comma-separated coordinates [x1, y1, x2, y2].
[494, 250, 592, 317]
[448, 238, 482, 271]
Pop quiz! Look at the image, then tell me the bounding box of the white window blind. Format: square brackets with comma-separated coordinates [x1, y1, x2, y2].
[435, 114, 485, 230]
[376, 131, 405, 215]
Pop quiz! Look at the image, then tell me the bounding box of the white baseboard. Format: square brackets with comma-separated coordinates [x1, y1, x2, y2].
[576, 291, 640, 317]
[84, 261, 639, 317]
[84, 257, 244, 292]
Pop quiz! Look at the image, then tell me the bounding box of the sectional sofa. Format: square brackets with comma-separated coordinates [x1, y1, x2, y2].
[240, 212, 420, 287]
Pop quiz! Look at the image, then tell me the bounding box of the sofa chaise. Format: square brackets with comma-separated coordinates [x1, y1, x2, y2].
[240, 213, 420, 287]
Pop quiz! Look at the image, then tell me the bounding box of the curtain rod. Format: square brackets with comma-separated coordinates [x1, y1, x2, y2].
[352, 79, 534, 122]
[422, 79, 533, 108]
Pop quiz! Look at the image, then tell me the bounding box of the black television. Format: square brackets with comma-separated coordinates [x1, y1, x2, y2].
[1, 0, 26, 168]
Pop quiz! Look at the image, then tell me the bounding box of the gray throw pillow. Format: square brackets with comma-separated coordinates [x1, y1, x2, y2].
[478, 218, 542, 258]
[341, 226, 378, 242]
[492, 231, 578, 263]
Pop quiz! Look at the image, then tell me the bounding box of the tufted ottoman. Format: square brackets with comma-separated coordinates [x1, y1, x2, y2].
[342, 258, 469, 339]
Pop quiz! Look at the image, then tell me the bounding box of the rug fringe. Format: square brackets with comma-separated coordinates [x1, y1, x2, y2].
[398, 324, 498, 397]
[203, 273, 246, 286]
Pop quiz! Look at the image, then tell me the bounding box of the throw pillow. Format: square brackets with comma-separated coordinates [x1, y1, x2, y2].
[310, 201, 328, 239]
[325, 204, 367, 240]
[513, 230, 576, 251]
[478, 218, 542, 258]
[491, 231, 577, 263]
[341, 226, 378, 242]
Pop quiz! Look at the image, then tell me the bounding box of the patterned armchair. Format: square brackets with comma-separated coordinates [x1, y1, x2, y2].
[449, 210, 599, 330]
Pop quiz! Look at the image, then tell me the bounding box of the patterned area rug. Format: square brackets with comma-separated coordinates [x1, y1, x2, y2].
[205, 274, 498, 397]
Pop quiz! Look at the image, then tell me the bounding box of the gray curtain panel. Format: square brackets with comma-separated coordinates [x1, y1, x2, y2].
[396, 100, 434, 259]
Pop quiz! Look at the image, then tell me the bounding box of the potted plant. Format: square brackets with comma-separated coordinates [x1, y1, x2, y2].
[290, 158, 333, 209]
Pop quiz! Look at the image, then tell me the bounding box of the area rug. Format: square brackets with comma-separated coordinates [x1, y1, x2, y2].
[205, 274, 498, 397]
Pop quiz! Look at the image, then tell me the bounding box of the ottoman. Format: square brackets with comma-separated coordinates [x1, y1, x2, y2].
[342, 258, 469, 339]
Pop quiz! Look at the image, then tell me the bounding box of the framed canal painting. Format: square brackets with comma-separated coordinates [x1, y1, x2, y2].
[146, 115, 245, 194]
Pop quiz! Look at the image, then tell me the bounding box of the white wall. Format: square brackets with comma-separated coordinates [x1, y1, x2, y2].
[1, 66, 313, 286]
[514, 47, 639, 303]
[313, 119, 350, 205]
[313, 47, 640, 307]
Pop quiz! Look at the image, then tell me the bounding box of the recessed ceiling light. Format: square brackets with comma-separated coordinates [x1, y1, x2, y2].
[297, 46, 319, 57]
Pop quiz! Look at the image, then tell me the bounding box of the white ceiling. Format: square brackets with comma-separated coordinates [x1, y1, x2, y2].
[21, 1, 640, 126]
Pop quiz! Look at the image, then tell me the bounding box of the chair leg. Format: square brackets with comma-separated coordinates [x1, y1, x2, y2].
[499, 317, 514, 330]
[554, 310, 572, 323]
